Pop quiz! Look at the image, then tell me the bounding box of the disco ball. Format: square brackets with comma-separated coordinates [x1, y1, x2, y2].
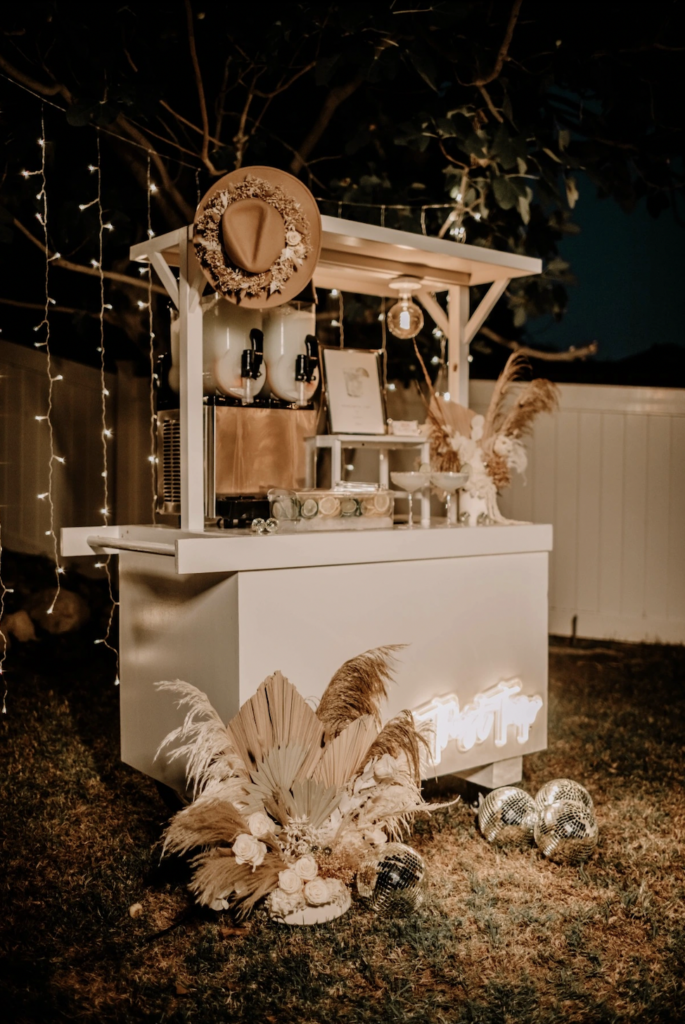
[534, 800, 598, 863]
[356, 843, 425, 915]
[534, 778, 594, 814]
[477, 787, 537, 847]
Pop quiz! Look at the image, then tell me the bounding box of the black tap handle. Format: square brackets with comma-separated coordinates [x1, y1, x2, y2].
[250, 328, 264, 355]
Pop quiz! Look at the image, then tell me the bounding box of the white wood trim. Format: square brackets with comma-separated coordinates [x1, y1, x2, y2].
[464, 279, 510, 345]
[178, 239, 206, 532]
[149, 252, 179, 308]
[449, 286, 470, 406]
[129, 226, 187, 262]
[416, 290, 449, 336]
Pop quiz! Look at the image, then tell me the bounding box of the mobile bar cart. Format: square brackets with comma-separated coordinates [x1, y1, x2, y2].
[62, 216, 551, 793]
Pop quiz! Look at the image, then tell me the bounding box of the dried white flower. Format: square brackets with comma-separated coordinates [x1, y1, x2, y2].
[293, 855, 318, 881]
[286, 230, 302, 245]
[304, 878, 332, 906]
[233, 833, 267, 870]
[278, 868, 303, 895]
[247, 811, 273, 838]
[373, 753, 397, 780]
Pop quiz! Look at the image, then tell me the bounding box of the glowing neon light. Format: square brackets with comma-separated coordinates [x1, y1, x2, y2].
[413, 679, 543, 765]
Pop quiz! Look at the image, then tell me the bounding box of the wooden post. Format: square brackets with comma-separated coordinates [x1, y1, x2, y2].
[448, 286, 470, 407]
[178, 232, 205, 533]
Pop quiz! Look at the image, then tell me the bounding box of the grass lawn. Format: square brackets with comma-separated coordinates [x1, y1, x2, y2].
[1, 591, 684, 1022]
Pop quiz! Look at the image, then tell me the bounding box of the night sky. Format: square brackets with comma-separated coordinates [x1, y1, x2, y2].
[529, 173, 685, 362]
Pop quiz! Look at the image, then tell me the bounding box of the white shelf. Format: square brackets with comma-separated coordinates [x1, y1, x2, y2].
[62, 521, 552, 575]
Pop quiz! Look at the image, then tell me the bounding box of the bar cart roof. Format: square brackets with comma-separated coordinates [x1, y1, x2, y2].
[130, 215, 541, 298]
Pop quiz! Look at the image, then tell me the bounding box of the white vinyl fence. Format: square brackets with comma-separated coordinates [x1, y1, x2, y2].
[0, 340, 150, 558]
[472, 381, 685, 644]
[3, 342, 683, 644]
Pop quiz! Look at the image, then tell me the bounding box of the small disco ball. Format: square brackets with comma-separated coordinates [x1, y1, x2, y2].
[478, 787, 537, 847]
[357, 843, 425, 916]
[534, 800, 598, 863]
[534, 779, 594, 814]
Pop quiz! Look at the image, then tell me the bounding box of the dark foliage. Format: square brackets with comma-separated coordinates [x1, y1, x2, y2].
[0, 2, 683, 381]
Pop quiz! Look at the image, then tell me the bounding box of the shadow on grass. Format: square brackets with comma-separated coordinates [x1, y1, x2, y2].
[1, 586, 684, 1023]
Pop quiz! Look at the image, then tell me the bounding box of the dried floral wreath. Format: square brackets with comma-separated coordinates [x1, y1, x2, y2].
[193, 174, 313, 301]
[156, 646, 453, 924]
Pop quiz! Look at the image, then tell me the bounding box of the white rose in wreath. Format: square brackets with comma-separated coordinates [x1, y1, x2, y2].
[232, 833, 267, 870]
[293, 855, 318, 881]
[304, 878, 332, 906]
[278, 868, 303, 895]
[247, 811, 273, 838]
[286, 229, 302, 246]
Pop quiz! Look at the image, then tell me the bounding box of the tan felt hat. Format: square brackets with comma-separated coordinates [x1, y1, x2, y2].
[193, 166, 322, 308]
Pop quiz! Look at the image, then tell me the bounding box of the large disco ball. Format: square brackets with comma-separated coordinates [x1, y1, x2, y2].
[356, 843, 425, 915]
[478, 787, 537, 847]
[534, 778, 593, 814]
[534, 800, 598, 863]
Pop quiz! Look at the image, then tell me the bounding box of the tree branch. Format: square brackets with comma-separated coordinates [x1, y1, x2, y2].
[252, 61, 316, 98]
[113, 116, 195, 222]
[0, 52, 73, 103]
[478, 324, 598, 361]
[12, 218, 167, 295]
[183, 0, 224, 175]
[290, 72, 365, 174]
[478, 84, 504, 123]
[468, 0, 523, 86]
[0, 295, 117, 322]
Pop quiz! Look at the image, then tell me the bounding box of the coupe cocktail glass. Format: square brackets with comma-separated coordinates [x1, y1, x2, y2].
[390, 471, 429, 528]
[430, 471, 470, 526]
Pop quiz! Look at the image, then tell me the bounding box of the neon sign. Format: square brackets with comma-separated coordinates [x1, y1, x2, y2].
[413, 679, 543, 766]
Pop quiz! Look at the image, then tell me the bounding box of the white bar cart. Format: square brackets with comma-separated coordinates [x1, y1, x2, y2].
[62, 217, 550, 793]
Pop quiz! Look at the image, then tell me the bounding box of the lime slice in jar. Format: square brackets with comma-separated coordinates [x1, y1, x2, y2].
[318, 495, 341, 518]
[340, 497, 360, 517]
[301, 498, 319, 519]
[373, 493, 391, 514]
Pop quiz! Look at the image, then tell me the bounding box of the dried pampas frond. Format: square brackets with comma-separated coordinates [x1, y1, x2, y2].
[154, 680, 239, 796]
[482, 351, 530, 441]
[313, 714, 379, 789]
[162, 797, 248, 858]
[364, 710, 430, 784]
[498, 377, 559, 439]
[317, 645, 405, 737]
[226, 671, 325, 774]
[190, 850, 283, 914]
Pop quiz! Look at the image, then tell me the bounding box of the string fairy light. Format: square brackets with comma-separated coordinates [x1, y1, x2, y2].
[0, 506, 9, 712]
[31, 110, 63, 617]
[92, 134, 120, 667]
[147, 152, 157, 522]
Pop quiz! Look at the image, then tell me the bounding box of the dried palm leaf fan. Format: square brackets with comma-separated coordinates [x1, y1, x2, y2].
[156, 647, 454, 922]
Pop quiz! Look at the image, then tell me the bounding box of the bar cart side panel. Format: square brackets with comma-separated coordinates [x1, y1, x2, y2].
[118, 552, 239, 792]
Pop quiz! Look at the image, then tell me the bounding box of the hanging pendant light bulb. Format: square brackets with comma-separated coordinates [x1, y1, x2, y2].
[386, 277, 424, 340]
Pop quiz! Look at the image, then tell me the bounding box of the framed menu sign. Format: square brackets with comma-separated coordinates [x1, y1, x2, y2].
[321, 347, 387, 435]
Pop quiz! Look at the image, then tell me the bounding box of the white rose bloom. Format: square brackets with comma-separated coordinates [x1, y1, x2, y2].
[470, 414, 485, 441]
[278, 868, 303, 894]
[233, 833, 267, 870]
[365, 827, 387, 845]
[373, 753, 397, 780]
[304, 878, 332, 906]
[247, 812, 272, 838]
[294, 855, 318, 881]
[286, 230, 302, 246]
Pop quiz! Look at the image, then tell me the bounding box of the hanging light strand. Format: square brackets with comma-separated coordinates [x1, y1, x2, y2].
[147, 152, 157, 522]
[0, 521, 8, 711]
[35, 113, 63, 615]
[94, 135, 119, 666]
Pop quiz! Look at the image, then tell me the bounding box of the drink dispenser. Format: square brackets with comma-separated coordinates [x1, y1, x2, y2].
[167, 298, 265, 405]
[262, 302, 319, 407]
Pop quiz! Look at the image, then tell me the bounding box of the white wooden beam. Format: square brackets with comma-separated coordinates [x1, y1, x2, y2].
[464, 278, 510, 345]
[178, 238, 206, 533]
[129, 226, 187, 262]
[448, 286, 470, 407]
[149, 251, 179, 308]
[416, 290, 449, 336]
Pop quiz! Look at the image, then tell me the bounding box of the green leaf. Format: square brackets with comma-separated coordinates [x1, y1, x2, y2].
[407, 49, 438, 91]
[492, 176, 519, 210]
